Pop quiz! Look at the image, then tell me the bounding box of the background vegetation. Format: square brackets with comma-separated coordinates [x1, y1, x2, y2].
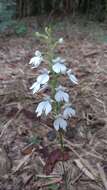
[0, 0, 107, 32]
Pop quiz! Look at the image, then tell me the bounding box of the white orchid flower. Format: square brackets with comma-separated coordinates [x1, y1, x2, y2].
[29, 50, 43, 68]
[52, 62, 67, 74]
[30, 81, 48, 94]
[35, 50, 42, 57]
[29, 56, 43, 68]
[53, 115, 67, 131]
[35, 97, 52, 117]
[67, 69, 78, 84]
[58, 38, 64, 44]
[30, 69, 49, 94]
[55, 85, 69, 102]
[37, 73, 49, 85]
[63, 105, 76, 119]
[52, 57, 66, 74]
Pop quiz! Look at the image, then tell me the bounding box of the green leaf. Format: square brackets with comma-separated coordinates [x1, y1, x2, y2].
[48, 184, 59, 190]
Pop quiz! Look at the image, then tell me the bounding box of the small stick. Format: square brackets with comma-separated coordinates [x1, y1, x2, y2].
[36, 174, 61, 178]
[97, 163, 107, 190]
[64, 139, 98, 179]
[71, 171, 83, 185]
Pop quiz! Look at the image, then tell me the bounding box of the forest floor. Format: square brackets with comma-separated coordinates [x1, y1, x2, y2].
[0, 16, 107, 190]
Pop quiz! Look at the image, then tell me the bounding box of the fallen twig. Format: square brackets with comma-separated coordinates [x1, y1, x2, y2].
[13, 149, 35, 173]
[71, 171, 83, 185]
[64, 138, 98, 179]
[0, 119, 13, 138]
[97, 163, 107, 190]
[36, 174, 61, 178]
[74, 159, 95, 180]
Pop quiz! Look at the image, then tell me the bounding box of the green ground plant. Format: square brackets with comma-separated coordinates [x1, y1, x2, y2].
[0, 0, 16, 32]
[14, 21, 27, 36]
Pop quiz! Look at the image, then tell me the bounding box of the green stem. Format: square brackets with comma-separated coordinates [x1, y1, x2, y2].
[59, 130, 68, 190]
[44, 29, 68, 189]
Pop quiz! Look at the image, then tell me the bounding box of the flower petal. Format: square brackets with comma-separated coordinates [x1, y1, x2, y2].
[53, 116, 67, 131]
[29, 57, 36, 64]
[30, 82, 40, 94]
[69, 74, 78, 84]
[35, 50, 42, 57]
[35, 100, 52, 117]
[35, 101, 45, 117]
[52, 63, 66, 74]
[45, 101, 52, 115]
[37, 73, 49, 84]
[63, 107, 76, 119]
[29, 56, 43, 68]
[67, 69, 78, 84]
[55, 90, 69, 102]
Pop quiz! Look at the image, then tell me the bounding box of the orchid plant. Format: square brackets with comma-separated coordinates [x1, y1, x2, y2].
[29, 27, 78, 190]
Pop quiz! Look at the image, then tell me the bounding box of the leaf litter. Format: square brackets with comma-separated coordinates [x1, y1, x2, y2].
[0, 17, 107, 190]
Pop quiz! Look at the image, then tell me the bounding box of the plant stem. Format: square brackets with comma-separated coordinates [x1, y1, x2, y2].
[59, 130, 68, 190]
[45, 28, 68, 189]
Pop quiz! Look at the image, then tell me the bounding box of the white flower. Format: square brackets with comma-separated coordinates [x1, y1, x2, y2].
[35, 97, 52, 117]
[63, 106, 76, 119]
[53, 115, 67, 131]
[67, 69, 78, 84]
[30, 69, 49, 94]
[30, 82, 48, 94]
[35, 50, 42, 57]
[30, 81, 41, 94]
[29, 56, 43, 68]
[55, 85, 69, 102]
[52, 62, 67, 74]
[58, 38, 64, 44]
[37, 73, 49, 85]
[52, 57, 66, 74]
[29, 50, 43, 69]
